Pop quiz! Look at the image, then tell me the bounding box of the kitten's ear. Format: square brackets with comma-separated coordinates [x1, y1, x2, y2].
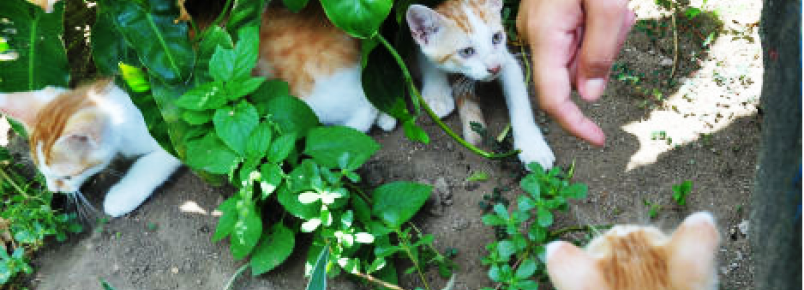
[668, 212, 720, 287]
[55, 134, 100, 152]
[406, 5, 445, 46]
[545, 241, 606, 290]
[0, 87, 65, 131]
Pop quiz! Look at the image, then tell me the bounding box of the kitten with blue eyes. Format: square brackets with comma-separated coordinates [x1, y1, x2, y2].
[406, 0, 555, 169]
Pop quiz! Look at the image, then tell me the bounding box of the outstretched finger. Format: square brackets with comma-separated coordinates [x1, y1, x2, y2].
[576, 0, 632, 102]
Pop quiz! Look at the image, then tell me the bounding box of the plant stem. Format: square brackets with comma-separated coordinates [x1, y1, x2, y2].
[375, 35, 520, 160]
[395, 228, 432, 290]
[346, 183, 372, 204]
[549, 224, 613, 237]
[211, 0, 234, 29]
[0, 167, 25, 196]
[408, 223, 446, 262]
[353, 272, 409, 290]
[222, 264, 249, 290]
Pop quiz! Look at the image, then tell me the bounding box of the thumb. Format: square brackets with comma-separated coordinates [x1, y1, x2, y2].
[576, 0, 634, 101]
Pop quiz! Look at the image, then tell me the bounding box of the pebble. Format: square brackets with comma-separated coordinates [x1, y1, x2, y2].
[738, 220, 749, 236]
[660, 57, 674, 67]
[171, 266, 179, 274]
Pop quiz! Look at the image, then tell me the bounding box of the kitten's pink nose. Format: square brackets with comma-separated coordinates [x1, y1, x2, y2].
[487, 65, 501, 75]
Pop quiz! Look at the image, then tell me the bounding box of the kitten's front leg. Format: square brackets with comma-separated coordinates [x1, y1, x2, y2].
[103, 149, 181, 217]
[419, 52, 455, 118]
[499, 53, 555, 170]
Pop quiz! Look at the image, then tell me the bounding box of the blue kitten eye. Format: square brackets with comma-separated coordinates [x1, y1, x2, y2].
[492, 32, 504, 45]
[459, 47, 475, 58]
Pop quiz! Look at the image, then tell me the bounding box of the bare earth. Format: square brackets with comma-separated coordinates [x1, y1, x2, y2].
[21, 0, 760, 289]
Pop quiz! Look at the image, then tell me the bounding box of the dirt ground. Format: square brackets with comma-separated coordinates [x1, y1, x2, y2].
[17, 0, 761, 289]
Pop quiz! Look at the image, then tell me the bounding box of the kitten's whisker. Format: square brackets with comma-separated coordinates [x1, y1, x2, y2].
[68, 190, 99, 223]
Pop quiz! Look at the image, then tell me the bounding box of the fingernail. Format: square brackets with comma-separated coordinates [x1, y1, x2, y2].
[584, 78, 606, 100]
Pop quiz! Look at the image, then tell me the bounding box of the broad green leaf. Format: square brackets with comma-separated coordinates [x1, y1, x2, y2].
[481, 214, 505, 226]
[259, 163, 283, 198]
[175, 81, 228, 110]
[251, 223, 295, 275]
[92, 3, 138, 75]
[212, 197, 239, 241]
[488, 265, 502, 282]
[214, 101, 259, 155]
[305, 246, 329, 290]
[185, 133, 241, 174]
[497, 240, 516, 259]
[518, 280, 539, 290]
[231, 27, 260, 81]
[209, 46, 236, 82]
[182, 109, 213, 125]
[264, 95, 319, 137]
[371, 182, 432, 228]
[402, 118, 430, 144]
[515, 258, 537, 279]
[284, 0, 310, 12]
[563, 183, 588, 199]
[251, 79, 292, 114]
[304, 126, 380, 170]
[268, 133, 296, 163]
[0, 0, 68, 91]
[520, 174, 540, 198]
[226, 77, 265, 101]
[196, 26, 233, 81]
[537, 206, 553, 227]
[277, 186, 317, 219]
[361, 40, 412, 120]
[246, 122, 273, 159]
[107, 0, 195, 84]
[148, 78, 190, 157]
[320, 0, 393, 38]
[350, 195, 372, 225]
[231, 203, 262, 259]
[119, 63, 151, 92]
[227, 0, 270, 37]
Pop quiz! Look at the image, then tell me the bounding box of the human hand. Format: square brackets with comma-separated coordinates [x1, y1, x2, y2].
[517, 0, 635, 146]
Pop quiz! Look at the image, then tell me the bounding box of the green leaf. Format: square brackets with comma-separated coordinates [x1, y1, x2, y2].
[185, 133, 241, 174]
[196, 26, 233, 81]
[517, 196, 536, 212]
[214, 101, 260, 155]
[518, 280, 539, 290]
[320, 0, 392, 38]
[231, 203, 262, 259]
[537, 206, 553, 227]
[304, 126, 380, 170]
[481, 214, 505, 226]
[283, 0, 310, 12]
[350, 195, 372, 225]
[466, 171, 489, 182]
[119, 63, 151, 92]
[497, 240, 516, 259]
[246, 122, 273, 159]
[212, 197, 239, 241]
[515, 258, 537, 279]
[520, 174, 540, 199]
[209, 46, 236, 82]
[259, 162, 283, 198]
[371, 182, 432, 228]
[305, 246, 329, 290]
[92, 4, 138, 75]
[264, 95, 319, 137]
[106, 0, 195, 84]
[277, 186, 317, 219]
[402, 119, 430, 144]
[227, 0, 270, 37]
[268, 133, 297, 163]
[226, 77, 265, 101]
[175, 81, 228, 110]
[0, 0, 69, 91]
[100, 280, 117, 290]
[251, 223, 295, 275]
[488, 265, 502, 282]
[361, 42, 412, 120]
[181, 109, 213, 125]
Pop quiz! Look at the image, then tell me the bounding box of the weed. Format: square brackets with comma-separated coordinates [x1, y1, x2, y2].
[644, 199, 662, 219]
[672, 180, 694, 206]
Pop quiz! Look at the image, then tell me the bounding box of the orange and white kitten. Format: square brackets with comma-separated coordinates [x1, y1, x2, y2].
[0, 80, 181, 217]
[546, 212, 721, 290]
[254, 5, 396, 132]
[406, 0, 554, 169]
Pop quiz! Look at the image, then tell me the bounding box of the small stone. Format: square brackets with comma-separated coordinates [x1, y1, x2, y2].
[434, 177, 451, 200]
[738, 220, 749, 236]
[660, 57, 674, 67]
[171, 267, 179, 274]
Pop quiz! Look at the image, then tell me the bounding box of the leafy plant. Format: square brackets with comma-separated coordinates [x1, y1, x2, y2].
[479, 163, 588, 290]
[0, 148, 82, 285]
[672, 180, 693, 206]
[644, 199, 662, 218]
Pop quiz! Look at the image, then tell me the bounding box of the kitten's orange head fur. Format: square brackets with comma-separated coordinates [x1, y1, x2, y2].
[0, 80, 115, 193]
[546, 212, 720, 290]
[407, 0, 506, 81]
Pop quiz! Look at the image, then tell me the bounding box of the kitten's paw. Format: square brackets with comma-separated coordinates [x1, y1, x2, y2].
[515, 136, 555, 171]
[103, 184, 151, 217]
[423, 86, 454, 118]
[376, 113, 397, 131]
